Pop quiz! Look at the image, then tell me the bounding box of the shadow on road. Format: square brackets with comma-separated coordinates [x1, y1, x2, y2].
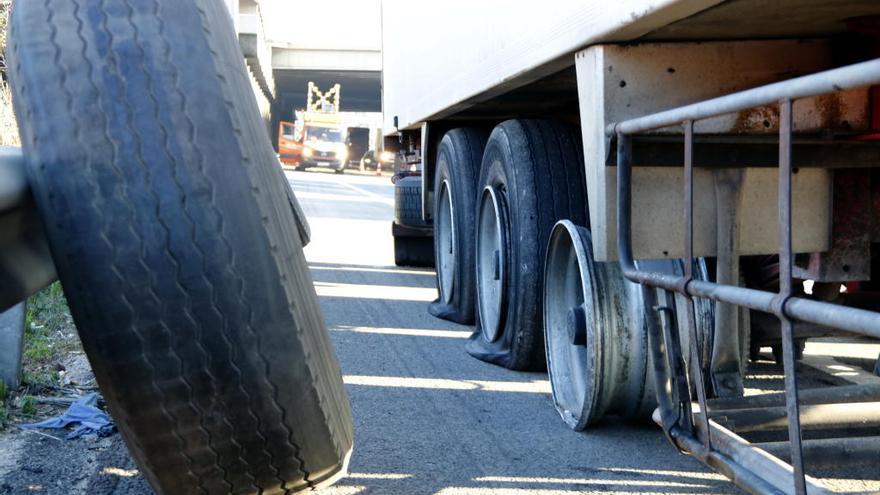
[314, 267, 737, 495]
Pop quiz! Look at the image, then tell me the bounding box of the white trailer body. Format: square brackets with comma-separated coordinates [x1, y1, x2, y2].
[381, 0, 728, 133]
[382, 0, 879, 261]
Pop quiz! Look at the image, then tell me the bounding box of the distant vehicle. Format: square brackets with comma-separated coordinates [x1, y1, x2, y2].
[278, 82, 348, 174]
[278, 120, 303, 166]
[347, 127, 370, 168]
[301, 123, 348, 174]
[359, 149, 395, 171]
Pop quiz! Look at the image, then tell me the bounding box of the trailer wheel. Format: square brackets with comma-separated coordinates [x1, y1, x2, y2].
[468, 120, 587, 370]
[544, 221, 714, 429]
[429, 129, 488, 324]
[8, 1, 352, 494]
[544, 222, 652, 428]
[393, 176, 429, 227]
[394, 235, 435, 267]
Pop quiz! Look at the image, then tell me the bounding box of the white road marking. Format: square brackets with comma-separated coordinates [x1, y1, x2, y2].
[340, 181, 394, 205]
[295, 191, 391, 204]
[332, 326, 469, 339]
[346, 473, 412, 480]
[310, 264, 434, 276]
[343, 375, 551, 394]
[314, 281, 436, 302]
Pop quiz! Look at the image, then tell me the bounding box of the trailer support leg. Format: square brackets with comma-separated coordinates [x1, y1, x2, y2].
[712, 168, 746, 397]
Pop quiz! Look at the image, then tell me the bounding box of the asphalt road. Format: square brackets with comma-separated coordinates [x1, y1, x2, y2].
[0, 169, 738, 495]
[4, 168, 878, 494]
[290, 170, 737, 495]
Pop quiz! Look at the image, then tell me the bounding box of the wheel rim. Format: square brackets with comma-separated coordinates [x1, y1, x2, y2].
[477, 185, 507, 343]
[436, 180, 455, 304]
[544, 221, 595, 429]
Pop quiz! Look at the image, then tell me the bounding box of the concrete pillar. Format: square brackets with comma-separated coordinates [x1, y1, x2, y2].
[0, 302, 25, 389]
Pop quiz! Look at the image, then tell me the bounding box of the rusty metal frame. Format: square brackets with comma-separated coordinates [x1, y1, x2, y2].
[610, 59, 880, 494]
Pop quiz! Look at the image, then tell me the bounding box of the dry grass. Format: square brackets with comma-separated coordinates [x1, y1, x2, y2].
[0, 81, 18, 146]
[0, 0, 16, 147]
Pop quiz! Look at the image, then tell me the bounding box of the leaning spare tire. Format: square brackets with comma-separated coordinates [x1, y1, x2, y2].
[8, 1, 352, 494]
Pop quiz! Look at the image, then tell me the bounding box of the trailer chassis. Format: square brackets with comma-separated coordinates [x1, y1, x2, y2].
[611, 59, 880, 494]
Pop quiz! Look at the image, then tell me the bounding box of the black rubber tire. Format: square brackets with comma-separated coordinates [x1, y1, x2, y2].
[393, 235, 434, 267]
[468, 120, 588, 370]
[9, 2, 353, 494]
[428, 128, 488, 325]
[393, 176, 428, 227]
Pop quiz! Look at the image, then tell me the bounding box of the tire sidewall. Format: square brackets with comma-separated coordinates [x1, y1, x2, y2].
[434, 134, 478, 317]
[475, 123, 542, 367]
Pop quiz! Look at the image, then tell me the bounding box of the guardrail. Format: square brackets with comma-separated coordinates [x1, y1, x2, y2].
[609, 59, 880, 494]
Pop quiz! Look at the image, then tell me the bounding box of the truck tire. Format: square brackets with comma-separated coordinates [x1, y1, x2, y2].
[467, 120, 587, 370]
[8, 2, 353, 494]
[393, 235, 435, 267]
[429, 128, 488, 324]
[393, 176, 428, 227]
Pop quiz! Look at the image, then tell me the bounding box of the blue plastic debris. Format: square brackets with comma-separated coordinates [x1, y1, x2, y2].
[20, 392, 114, 439]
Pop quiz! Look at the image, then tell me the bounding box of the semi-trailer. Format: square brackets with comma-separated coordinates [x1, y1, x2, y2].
[382, 2, 880, 493]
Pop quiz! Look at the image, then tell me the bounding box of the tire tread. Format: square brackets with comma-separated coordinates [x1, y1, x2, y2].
[470, 119, 587, 370]
[8, 1, 352, 493]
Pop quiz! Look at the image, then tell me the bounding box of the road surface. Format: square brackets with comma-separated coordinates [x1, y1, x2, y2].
[4, 169, 879, 494]
[290, 170, 736, 495]
[0, 169, 738, 494]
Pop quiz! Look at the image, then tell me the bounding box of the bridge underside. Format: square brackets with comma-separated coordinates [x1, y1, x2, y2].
[273, 69, 381, 122]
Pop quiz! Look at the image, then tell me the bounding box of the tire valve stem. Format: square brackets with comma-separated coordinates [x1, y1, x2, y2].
[493, 250, 501, 280]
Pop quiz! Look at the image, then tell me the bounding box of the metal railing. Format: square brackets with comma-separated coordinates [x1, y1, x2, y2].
[609, 59, 880, 494]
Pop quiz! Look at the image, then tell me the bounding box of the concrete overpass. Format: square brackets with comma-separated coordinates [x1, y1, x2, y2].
[265, 0, 382, 123]
[272, 53, 381, 120]
[225, 0, 382, 150]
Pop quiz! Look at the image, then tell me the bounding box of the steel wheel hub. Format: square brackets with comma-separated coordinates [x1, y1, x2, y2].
[436, 180, 455, 304]
[477, 185, 507, 343]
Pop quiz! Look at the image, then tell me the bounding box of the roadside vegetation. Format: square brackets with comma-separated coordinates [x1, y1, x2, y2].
[0, 0, 16, 148]
[0, 0, 89, 430]
[22, 283, 80, 388]
[2, 283, 83, 430]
